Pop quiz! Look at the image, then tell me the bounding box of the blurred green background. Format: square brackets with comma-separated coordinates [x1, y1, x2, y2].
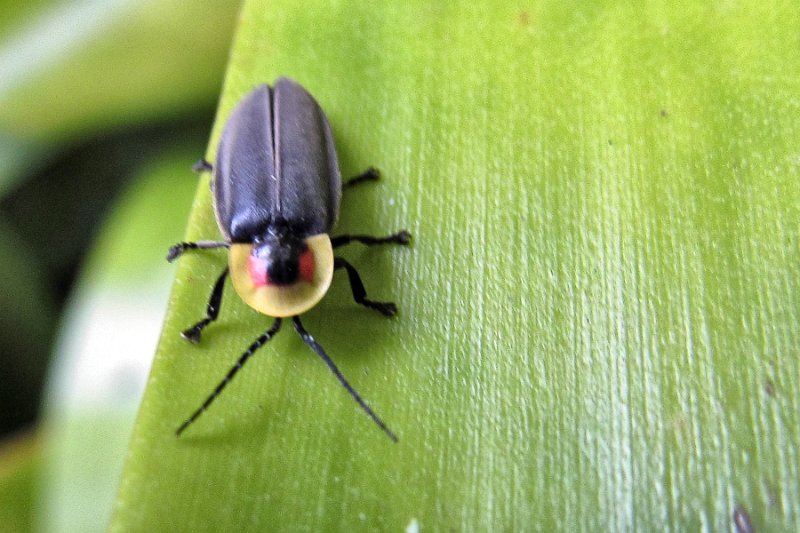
[0, 0, 240, 530]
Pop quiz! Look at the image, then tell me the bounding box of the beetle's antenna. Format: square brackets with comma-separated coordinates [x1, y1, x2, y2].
[176, 317, 283, 436]
[292, 316, 398, 442]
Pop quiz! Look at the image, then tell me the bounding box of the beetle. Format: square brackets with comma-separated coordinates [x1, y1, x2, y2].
[167, 77, 410, 442]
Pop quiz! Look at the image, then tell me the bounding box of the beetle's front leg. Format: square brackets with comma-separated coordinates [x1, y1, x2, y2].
[166, 240, 229, 262]
[181, 268, 229, 343]
[165, 238, 230, 342]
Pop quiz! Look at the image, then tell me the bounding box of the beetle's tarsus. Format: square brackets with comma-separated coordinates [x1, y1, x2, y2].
[366, 301, 398, 317]
[166, 243, 186, 262]
[179, 268, 229, 343]
[393, 230, 412, 245]
[181, 325, 204, 344]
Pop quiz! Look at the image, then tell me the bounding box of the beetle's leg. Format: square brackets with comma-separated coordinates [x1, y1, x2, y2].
[343, 166, 380, 188]
[334, 258, 397, 316]
[331, 230, 411, 248]
[338, 167, 412, 247]
[167, 240, 229, 262]
[292, 316, 398, 442]
[192, 158, 213, 173]
[176, 317, 283, 436]
[181, 268, 229, 344]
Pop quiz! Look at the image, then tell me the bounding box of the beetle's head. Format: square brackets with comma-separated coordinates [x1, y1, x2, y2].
[248, 226, 315, 287]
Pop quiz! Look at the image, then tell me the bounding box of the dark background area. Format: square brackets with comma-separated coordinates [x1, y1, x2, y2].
[0, 0, 241, 441]
[0, 114, 215, 438]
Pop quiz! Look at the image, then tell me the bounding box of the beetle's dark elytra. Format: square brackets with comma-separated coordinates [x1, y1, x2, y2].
[168, 77, 411, 442]
[213, 78, 341, 243]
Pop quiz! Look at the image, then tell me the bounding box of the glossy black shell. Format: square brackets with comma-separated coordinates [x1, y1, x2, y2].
[212, 78, 342, 243]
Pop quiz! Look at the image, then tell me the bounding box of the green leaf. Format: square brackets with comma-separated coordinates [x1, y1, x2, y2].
[113, 1, 800, 531]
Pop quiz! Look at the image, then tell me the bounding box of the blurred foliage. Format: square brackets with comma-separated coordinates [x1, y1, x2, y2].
[0, 0, 239, 143]
[0, 0, 240, 439]
[0, 1, 239, 530]
[0, 0, 52, 35]
[36, 147, 202, 532]
[0, 431, 39, 532]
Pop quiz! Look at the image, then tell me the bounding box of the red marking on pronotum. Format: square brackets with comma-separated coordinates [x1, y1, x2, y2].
[299, 248, 315, 282]
[247, 254, 268, 286]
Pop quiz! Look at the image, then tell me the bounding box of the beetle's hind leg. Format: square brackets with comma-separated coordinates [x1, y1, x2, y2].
[181, 268, 229, 343]
[334, 258, 397, 317]
[166, 239, 231, 341]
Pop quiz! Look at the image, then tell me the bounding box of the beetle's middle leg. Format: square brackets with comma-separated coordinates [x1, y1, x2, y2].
[331, 231, 411, 248]
[181, 267, 229, 343]
[343, 166, 380, 188]
[333, 258, 397, 317]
